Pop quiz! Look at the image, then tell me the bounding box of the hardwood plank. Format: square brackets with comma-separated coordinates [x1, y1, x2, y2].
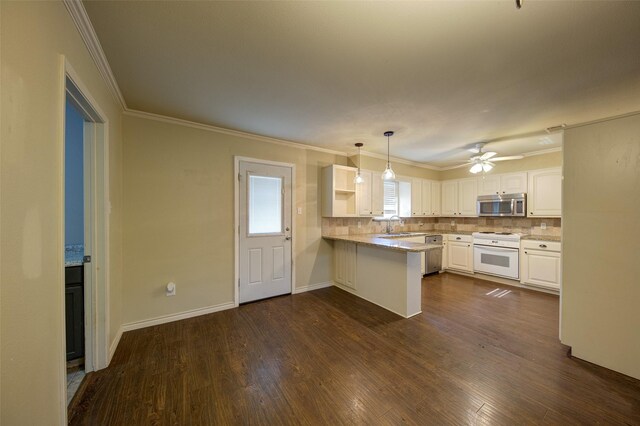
[70, 273, 640, 425]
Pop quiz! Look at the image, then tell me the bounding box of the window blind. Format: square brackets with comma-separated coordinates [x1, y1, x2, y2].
[383, 181, 399, 217]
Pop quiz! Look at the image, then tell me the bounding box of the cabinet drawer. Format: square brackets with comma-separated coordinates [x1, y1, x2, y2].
[521, 240, 561, 252]
[447, 234, 472, 243]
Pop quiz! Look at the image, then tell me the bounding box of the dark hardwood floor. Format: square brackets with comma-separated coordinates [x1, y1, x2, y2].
[70, 273, 640, 425]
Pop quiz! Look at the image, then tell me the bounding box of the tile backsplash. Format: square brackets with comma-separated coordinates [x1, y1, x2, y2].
[322, 217, 561, 237]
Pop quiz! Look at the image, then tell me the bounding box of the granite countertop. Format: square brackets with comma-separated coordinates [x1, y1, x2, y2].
[323, 234, 443, 253]
[521, 235, 562, 242]
[65, 245, 84, 267]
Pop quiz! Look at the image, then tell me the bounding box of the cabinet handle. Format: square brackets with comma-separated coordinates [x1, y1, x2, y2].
[525, 251, 528, 254]
[530, 212, 533, 215]
[370, 211, 372, 214]
[456, 237, 461, 240]
[539, 244, 547, 248]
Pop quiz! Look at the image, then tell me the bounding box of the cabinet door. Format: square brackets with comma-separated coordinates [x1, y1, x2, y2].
[458, 178, 478, 216]
[477, 175, 501, 196]
[500, 172, 527, 194]
[371, 172, 385, 217]
[442, 240, 448, 269]
[357, 170, 373, 216]
[411, 178, 423, 216]
[521, 249, 561, 290]
[344, 242, 357, 289]
[333, 241, 345, 284]
[431, 181, 441, 216]
[441, 180, 458, 216]
[448, 241, 473, 272]
[528, 168, 562, 217]
[421, 180, 432, 216]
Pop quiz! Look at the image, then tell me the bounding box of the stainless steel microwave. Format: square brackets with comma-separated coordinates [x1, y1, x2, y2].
[477, 193, 526, 217]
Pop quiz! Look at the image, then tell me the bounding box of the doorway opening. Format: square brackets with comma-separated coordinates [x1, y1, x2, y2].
[235, 158, 295, 305]
[61, 58, 110, 410]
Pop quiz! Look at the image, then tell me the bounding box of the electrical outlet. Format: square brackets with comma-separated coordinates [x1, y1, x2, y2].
[166, 282, 176, 296]
[297, 207, 302, 215]
[450, 221, 455, 227]
[357, 221, 361, 229]
[541, 222, 547, 230]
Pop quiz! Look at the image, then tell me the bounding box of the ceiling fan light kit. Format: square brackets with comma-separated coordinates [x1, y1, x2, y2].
[382, 131, 396, 180]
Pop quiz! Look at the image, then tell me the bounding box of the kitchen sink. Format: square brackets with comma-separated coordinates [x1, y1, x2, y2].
[380, 232, 421, 237]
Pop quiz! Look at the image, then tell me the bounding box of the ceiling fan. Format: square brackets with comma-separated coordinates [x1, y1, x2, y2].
[449, 143, 524, 174]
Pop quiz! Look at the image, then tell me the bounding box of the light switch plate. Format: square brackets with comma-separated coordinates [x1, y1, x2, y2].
[297, 207, 302, 215]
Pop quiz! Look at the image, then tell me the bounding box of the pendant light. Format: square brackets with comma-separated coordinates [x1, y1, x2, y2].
[354, 142, 364, 184]
[382, 131, 396, 180]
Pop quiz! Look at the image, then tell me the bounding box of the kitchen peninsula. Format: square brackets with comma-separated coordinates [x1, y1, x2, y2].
[322, 234, 441, 318]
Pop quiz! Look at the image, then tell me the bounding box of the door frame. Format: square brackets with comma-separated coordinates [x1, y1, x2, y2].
[234, 157, 296, 306]
[58, 56, 111, 410]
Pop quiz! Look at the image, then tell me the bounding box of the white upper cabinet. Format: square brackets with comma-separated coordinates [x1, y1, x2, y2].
[477, 175, 501, 196]
[409, 178, 438, 216]
[322, 165, 358, 217]
[442, 178, 477, 217]
[441, 180, 458, 216]
[457, 178, 478, 216]
[528, 168, 562, 217]
[356, 170, 385, 217]
[430, 181, 442, 216]
[357, 170, 373, 216]
[421, 180, 433, 216]
[371, 172, 384, 217]
[501, 172, 528, 194]
[477, 172, 527, 196]
[411, 178, 423, 217]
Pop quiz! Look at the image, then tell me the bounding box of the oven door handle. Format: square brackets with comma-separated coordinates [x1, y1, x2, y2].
[474, 245, 518, 253]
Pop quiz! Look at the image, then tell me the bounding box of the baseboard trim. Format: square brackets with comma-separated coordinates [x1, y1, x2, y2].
[108, 325, 124, 364]
[121, 302, 236, 332]
[292, 281, 333, 294]
[443, 270, 559, 295]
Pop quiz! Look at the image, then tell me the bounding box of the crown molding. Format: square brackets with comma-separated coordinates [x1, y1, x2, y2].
[123, 109, 350, 156]
[355, 150, 443, 171]
[63, 0, 127, 109]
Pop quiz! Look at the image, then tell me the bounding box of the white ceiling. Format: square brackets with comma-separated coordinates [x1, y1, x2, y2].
[84, 1, 640, 167]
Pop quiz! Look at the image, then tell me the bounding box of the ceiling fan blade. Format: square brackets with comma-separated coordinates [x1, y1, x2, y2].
[480, 151, 497, 160]
[446, 162, 474, 170]
[491, 155, 524, 162]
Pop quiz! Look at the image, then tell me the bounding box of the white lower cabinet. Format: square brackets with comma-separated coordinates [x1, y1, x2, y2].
[520, 240, 561, 290]
[442, 239, 448, 270]
[334, 240, 357, 289]
[446, 234, 473, 273]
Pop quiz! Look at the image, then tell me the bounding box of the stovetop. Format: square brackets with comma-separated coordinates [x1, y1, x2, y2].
[472, 231, 522, 242]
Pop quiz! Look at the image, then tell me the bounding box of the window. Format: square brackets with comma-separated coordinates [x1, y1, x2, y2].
[248, 175, 283, 234]
[383, 181, 399, 218]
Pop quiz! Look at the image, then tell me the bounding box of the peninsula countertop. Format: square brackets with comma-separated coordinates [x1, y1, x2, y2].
[322, 234, 443, 253]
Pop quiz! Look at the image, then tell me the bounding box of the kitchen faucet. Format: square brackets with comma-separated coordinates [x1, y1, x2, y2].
[386, 215, 402, 234]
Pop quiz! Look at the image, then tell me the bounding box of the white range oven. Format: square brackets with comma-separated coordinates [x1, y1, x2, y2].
[472, 232, 521, 280]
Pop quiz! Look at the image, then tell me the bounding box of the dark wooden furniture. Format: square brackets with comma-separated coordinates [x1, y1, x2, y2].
[65, 265, 84, 361]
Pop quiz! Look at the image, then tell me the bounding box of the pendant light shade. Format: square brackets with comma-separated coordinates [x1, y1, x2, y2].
[354, 142, 364, 184]
[382, 131, 396, 180]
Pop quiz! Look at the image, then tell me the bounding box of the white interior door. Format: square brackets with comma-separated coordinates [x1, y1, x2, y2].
[239, 161, 292, 303]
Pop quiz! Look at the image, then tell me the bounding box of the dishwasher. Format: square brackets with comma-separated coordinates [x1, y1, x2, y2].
[424, 235, 443, 275]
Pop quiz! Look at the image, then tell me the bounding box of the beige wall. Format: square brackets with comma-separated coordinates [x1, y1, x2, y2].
[561, 114, 640, 380]
[0, 1, 124, 424]
[122, 115, 345, 324]
[357, 154, 441, 180]
[439, 151, 562, 180]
